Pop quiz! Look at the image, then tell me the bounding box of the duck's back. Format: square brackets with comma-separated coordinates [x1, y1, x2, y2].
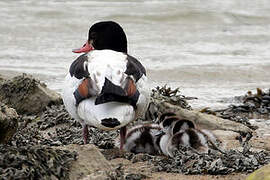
[64, 50, 150, 130]
[87, 50, 128, 93]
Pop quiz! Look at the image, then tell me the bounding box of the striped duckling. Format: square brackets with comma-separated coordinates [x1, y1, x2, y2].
[158, 112, 220, 157]
[114, 123, 162, 154]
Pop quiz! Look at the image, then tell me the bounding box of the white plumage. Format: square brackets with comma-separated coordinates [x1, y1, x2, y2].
[62, 50, 150, 134]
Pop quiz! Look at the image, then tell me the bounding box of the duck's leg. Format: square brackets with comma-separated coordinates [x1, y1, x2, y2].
[119, 126, 127, 150]
[83, 124, 89, 144]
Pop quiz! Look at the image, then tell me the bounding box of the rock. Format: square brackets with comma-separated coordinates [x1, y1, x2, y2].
[246, 163, 270, 180]
[0, 102, 18, 144]
[57, 144, 112, 180]
[0, 73, 61, 115]
[250, 134, 270, 152]
[151, 172, 248, 180]
[213, 130, 240, 150]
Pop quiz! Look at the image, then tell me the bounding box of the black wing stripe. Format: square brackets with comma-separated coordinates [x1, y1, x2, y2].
[69, 54, 89, 79]
[125, 55, 146, 82]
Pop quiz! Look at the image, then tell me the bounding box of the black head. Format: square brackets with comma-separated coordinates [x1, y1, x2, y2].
[158, 112, 176, 124]
[88, 21, 127, 53]
[172, 119, 196, 135]
[161, 116, 179, 129]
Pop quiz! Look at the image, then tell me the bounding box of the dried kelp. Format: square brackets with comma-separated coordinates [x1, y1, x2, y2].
[4, 84, 270, 178]
[37, 104, 73, 130]
[0, 145, 77, 180]
[106, 164, 148, 180]
[215, 88, 270, 116]
[103, 133, 270, 175]
[152, 85, 195, 109]
[200, 107, 256, 130]
[146, 85, 195, 121]
[200, 88, 270, 129]
[41, 125, 118, 149]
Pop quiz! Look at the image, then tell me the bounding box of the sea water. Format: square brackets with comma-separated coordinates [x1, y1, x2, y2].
[1, 0, 270, 109]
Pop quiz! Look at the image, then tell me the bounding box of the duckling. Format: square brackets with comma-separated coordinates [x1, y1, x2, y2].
[157, 112, 221, 157]
[166, 128, 209, 157]
[120, 123, 162, 155]
[159, 117, 197, 156]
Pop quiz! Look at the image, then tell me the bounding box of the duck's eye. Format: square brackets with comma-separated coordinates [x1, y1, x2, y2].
[89, 32, 97, 40]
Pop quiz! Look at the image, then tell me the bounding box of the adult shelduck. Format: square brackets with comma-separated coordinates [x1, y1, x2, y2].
[62, 21, 150, 150]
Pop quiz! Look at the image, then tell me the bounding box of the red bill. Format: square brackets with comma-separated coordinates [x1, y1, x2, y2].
[72, 41, 94, 53]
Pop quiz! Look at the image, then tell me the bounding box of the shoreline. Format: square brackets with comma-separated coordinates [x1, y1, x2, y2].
[1, 72, 270, 179]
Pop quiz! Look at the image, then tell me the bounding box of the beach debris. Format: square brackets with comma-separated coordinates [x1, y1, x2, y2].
[200, 107, 256, 130]
[145, 85, 195, 121]
[151, 85, 195, 109]
[215, 88, 270, 116]
[106, 164, 148, 180]
[146, 85, 252, 135]
[0, 145, 77, 180]
[1, 82, 270, 178]
[37, 104, 72, 130]
[102, 132, 270, 175]
[9, 104, 118, 149]
[0, 103, 18, 144]
[0, 73, 61, 115]
[200, 88, 270, 130]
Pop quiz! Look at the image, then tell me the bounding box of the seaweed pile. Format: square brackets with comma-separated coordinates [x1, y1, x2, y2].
[0, 145, 77, 180]
[215, 88, 270, 116]
[102, 133, 270, 175]
[106, 164, 148, 180]
[10, 104, 118, 149]
[200, 107, 255, 130]
[37, 105, 118, 148]
[150, 145, 270, 175]
[2, 83, 270, 178]
[238, 88, 270, 114]
[200, 88, 270, 130]
[151, 85, 195, 110]
[146, 85, 195, 121]
[1, 112, 77, 179]
[37, 105, 72, 130]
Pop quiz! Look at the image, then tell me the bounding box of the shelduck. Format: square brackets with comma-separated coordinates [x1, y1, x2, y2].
[62, 21, 150, 149]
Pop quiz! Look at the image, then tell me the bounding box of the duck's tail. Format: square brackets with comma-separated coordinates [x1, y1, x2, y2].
[95, 77, 139, 108]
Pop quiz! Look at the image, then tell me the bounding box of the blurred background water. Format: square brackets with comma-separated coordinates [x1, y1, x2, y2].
[1, 0, 270, 109]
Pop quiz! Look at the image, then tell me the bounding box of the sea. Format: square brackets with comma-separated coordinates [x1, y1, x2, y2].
[1, 0, 270, 109]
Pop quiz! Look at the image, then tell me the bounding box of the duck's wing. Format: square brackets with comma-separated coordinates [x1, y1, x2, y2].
[125, 55, 150, 119]
[125, 54, 146, 81]
[69, 53, 89, 80]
